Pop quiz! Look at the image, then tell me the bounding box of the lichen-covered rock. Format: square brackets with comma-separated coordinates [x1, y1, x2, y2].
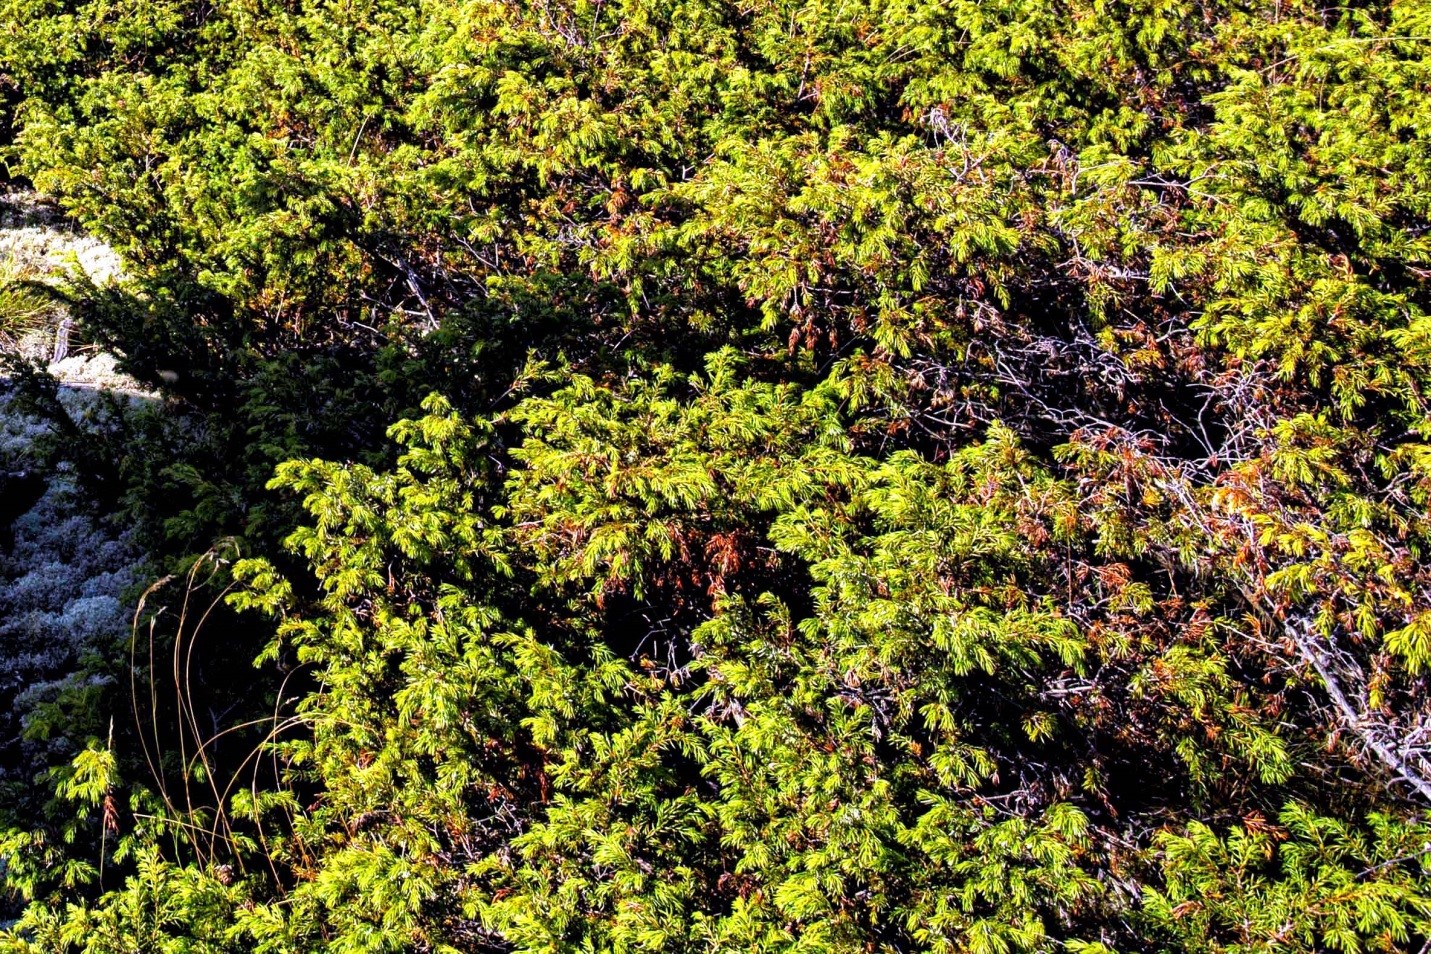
[0, 190, 145, 771]
[0, 404, 145, 772]
[0, 189, 121, 284]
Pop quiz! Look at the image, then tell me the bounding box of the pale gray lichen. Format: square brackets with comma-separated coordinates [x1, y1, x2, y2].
[0, 468, 142, 765]
[0, 190, 146, 765]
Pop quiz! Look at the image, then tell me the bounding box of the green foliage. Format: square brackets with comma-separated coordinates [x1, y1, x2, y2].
[2, 0, 1431, 948]
[1146, 805, 1431, 953]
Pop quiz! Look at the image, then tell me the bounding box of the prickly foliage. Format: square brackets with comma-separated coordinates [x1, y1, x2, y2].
[1, 0, 1431, 950]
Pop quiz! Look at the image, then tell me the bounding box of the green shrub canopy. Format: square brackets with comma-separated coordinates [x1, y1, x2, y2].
[2, 0, 1431, 950]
